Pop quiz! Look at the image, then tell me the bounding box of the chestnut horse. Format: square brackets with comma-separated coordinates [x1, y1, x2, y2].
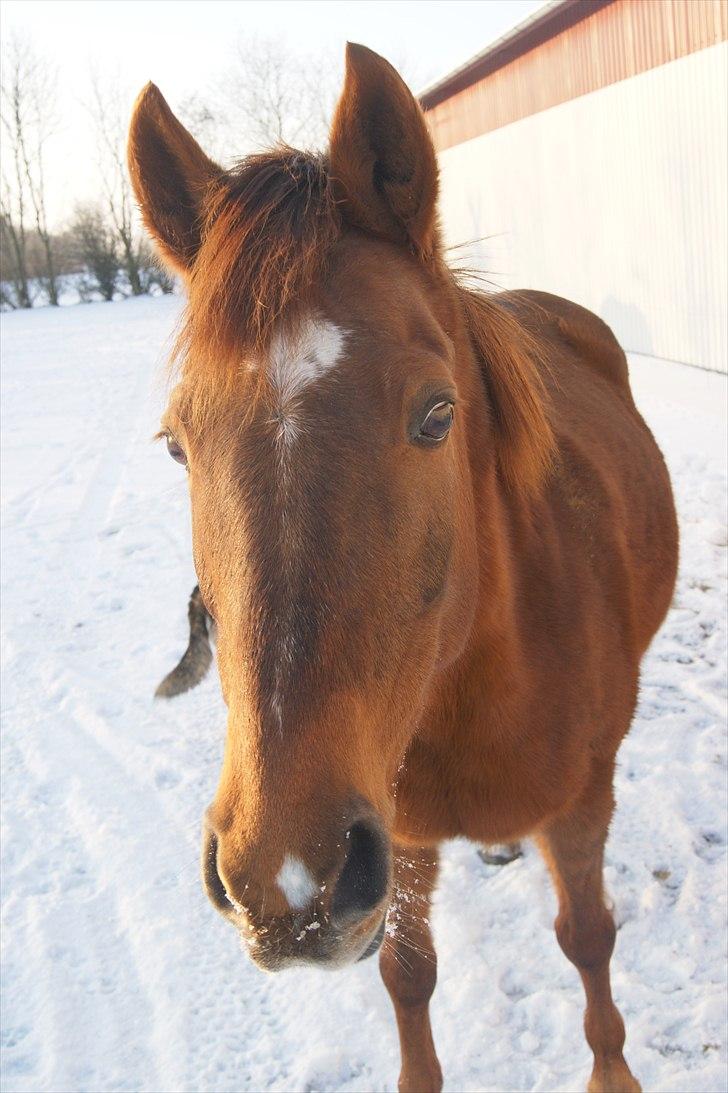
[128, 44, 678, 1093]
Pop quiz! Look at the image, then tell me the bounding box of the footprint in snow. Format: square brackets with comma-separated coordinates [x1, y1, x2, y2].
[694, 830, 725, 862]
[1, 1025, 30, 1049]
[154, 769, 181, 790]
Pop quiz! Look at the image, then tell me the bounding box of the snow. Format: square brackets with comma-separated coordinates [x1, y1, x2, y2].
[1, 296, 726, 1093]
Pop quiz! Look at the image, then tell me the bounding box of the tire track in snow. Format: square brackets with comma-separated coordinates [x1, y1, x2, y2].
[17, 663, 197, 1091]
[1, 684, 165, 1091]
[6, 634, 294, 1093]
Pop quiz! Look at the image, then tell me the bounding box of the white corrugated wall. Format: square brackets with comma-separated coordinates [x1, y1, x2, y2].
[437, 42, 728, 373]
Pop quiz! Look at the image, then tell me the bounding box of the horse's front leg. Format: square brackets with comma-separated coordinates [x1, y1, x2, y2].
[537, 762, 641, 1093]
[380, 844, 442, 1093]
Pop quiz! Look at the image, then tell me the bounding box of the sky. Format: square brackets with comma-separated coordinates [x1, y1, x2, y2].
[1, 0, 544, 228]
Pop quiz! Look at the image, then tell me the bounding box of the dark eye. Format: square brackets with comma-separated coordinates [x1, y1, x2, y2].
[418, 401, 454, 444]
[166, 434, 188, 466]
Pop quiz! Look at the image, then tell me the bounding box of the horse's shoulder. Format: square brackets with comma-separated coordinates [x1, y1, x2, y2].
[498, 289, 631, 394]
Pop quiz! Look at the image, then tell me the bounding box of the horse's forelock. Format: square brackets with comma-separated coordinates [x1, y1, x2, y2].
[174, 148, 341, 408]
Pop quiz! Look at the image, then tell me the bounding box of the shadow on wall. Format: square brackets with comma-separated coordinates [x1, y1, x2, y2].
[600, 297, 654, 357]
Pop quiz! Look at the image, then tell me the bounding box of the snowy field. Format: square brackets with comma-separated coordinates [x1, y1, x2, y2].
[1, 295, 726, 1093]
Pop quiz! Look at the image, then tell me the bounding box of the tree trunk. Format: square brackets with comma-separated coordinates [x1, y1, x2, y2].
[0, 215, 32, 308]
[40, 231, 59, 305]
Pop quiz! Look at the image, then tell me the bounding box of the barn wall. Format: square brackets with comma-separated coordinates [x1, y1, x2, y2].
[435, 42, 728, 372]
[424, 0, 727, 152]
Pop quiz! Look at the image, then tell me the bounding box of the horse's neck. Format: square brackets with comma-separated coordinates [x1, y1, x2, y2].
[475, 468, 525, 655]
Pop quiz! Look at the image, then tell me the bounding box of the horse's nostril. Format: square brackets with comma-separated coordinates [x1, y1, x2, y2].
[331, 819, 390, 925]
[201, 828, 231, 913]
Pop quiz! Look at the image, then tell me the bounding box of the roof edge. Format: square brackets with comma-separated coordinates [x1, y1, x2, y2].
[419, 0, 615, 110]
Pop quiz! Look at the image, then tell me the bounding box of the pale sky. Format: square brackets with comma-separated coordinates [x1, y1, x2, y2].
[1, 0, 544, 228]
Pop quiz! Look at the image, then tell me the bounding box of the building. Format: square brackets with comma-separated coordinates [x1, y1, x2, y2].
[421, 0, 727, 373]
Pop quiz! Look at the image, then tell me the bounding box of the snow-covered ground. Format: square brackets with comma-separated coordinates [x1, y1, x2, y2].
[1, 296, 726, 1093]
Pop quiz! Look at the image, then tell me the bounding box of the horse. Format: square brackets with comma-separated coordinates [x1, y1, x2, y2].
[128, 43, 678, 1093]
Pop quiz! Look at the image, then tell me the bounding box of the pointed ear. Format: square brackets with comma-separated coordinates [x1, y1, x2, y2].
[328, 43, 439, 259]
[127, 83, 222, 275]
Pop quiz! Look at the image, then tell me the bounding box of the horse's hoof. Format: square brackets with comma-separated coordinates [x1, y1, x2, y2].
[587, 1060, 641, 1092]
[398, 1069, 443, 1093]
[478, 842, 523, 866]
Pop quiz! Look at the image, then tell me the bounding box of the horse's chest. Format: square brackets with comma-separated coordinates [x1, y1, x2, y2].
[391, 734, 571, 846]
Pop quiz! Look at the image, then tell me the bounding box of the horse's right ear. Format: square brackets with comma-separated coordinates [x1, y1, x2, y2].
[127, 83, 222, 275]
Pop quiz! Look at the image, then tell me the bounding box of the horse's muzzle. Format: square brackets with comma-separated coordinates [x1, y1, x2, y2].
[201, 808, 392, 971]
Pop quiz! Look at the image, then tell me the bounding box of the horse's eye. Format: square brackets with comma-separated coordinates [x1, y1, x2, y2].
[166, 434, 188, 466]
[419, 401, 454, 443]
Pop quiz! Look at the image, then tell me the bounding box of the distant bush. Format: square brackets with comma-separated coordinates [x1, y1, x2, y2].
[69, 204, 120, 302]
[137, 240, 176, 295]
[1, 208, 178, 309]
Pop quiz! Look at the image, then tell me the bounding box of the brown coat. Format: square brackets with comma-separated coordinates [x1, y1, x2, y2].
[128, 42, 677, 1093]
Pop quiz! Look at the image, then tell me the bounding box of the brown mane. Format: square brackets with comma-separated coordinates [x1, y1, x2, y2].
[456, 287, 555, 493]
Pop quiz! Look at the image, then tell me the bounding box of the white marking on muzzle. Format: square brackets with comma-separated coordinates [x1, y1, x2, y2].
[276, 854, 318, 910]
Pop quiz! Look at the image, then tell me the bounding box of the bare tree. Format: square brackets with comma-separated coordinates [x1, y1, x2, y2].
[225, 37, 330, 148]
[0, 212, 31, 308]
[0, 37, 60, 307]
[199, 36, 340, 156]
[69, 202, 120, 301]
[88, 73, 150, 296]
[201, 37, 424, 160]
[177, 93, 228, 164]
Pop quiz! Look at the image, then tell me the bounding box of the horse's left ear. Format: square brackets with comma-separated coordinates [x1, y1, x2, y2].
[329, 43, 439, 259]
